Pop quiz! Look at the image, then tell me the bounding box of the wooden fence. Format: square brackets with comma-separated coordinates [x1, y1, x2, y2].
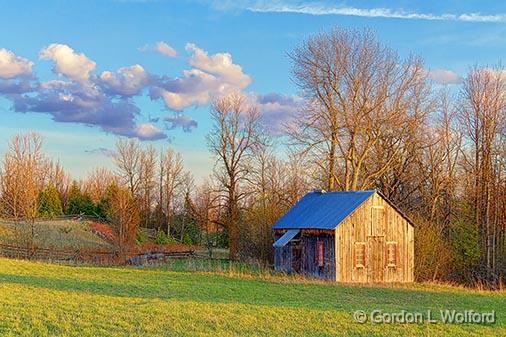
[0, 243, 196, 265]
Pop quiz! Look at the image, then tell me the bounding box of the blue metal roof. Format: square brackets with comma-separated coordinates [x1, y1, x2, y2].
[272, 190, 375, 230]
[273, 229, 300, 247]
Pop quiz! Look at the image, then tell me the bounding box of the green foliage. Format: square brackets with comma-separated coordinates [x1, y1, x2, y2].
[183, 233, 193, 246]
[450, 202, 480, 269]
[414, 215, 452, 281]
[66, 182, 97, 216]
[37, 184, 63, 218]
[172, 213, 201, 246]
[135, 230, 148, 245]
[155, 230, 170, 245]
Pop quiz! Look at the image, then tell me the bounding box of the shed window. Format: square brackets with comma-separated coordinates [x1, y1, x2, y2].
[386, 242, 398, 267]
[316, 241, 325, 267]
[354, 242, 366, 268]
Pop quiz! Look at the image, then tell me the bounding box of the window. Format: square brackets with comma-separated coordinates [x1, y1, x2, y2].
[354, 242, 366, 268]
[386, 242, 398, 267]
[316, 241, 325, 267]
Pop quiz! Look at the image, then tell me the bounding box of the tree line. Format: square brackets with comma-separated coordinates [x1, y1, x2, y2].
[0, 27, 504, 286]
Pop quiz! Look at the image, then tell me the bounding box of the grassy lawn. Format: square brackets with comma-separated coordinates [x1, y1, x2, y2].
[0, 258, 504, 337]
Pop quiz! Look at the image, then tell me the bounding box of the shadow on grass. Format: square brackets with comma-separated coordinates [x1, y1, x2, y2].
[0, 270, 503, 321]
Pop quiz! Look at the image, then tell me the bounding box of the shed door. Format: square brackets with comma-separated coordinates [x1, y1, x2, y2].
[367, 236, 385, 283]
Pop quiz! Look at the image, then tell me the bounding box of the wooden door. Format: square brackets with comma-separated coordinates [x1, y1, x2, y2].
[367, 236, 385, 283]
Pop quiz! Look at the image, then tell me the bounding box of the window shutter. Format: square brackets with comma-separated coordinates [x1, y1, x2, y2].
[316, 240, 324, 267]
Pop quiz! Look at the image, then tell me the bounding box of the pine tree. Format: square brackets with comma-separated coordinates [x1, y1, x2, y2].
[37, 183, 63, 218]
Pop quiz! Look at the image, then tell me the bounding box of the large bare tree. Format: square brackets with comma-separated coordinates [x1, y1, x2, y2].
[207, 92, 263, 259]
[158, 148, 184, 234]
[289, 27, 433, 191]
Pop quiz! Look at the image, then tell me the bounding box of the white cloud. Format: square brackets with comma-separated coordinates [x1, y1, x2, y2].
[154, 41, 177, 57]
[186, 43, 251, 88]
[428, 69, 461, 85]
[139, 41, 177, 57]
[150, 45, 251, 112]
[0, 48, 33, 79]
[134, 123, 166, 140]
[244, 2, 506, 23]
[100, 64, 150, 96]
[39, 44, 96, 82]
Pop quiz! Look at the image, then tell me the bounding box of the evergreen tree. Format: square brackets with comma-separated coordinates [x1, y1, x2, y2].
[37, 183, 63, 218]
[66, 181, 97, 216]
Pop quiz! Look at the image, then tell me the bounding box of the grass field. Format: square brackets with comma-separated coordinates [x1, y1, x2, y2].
[0, 258, 504, 337]
[0, 220, 111, 250]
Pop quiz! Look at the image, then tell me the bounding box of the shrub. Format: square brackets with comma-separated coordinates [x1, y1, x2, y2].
[136, 230, 148, 245]
[37, 184, 63, 218]
[155, 230, 170, 245]
[183, 233, 193, 246]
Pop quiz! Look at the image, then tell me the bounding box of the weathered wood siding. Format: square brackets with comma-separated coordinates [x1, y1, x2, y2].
[273, 233, 292, 273]
[300, 233, 335, 280]
[274, 231, 336, 280]
[335, 192, 414, 283]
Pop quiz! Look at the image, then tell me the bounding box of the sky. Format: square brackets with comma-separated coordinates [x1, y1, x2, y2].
[1, 0, 505, 181]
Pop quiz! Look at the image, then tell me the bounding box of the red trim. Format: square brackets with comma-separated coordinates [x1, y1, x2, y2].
[316, 240, 325, 267]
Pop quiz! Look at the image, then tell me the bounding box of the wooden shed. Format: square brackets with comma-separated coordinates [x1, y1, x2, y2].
[272, 190, 414, 283]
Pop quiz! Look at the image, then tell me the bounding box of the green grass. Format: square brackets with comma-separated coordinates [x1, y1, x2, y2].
[0, 258, 504, 337]
[0, 220, 111, 250]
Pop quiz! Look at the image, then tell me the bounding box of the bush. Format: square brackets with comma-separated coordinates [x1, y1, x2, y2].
[183, 233, 193, 246]
[155, 230, 170, 245]
[136, 230, 148, 245]
[37, 184, 63, 218]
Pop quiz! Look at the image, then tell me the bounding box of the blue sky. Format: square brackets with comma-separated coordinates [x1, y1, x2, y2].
[0, 0, 505, 181]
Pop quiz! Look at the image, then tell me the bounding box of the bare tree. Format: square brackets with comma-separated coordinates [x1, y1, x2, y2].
[139, 145, 157, 227]
[207, 92, 263, 259]
[458, 66, 506, 277]
[0, 132, 45, 249]
[113, 139, 142, 196]
[83, 167, 117, 204]
[289, 27, 433, 191]
[109, 185, 140, 255]
[158, 148, 184, 234]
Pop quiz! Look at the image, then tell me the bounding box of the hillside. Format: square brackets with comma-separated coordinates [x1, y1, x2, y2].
[0, 219, 112, 251]
[0, 258, 503, 337]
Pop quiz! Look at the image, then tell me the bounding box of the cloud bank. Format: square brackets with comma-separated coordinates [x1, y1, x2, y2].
[0, 42, 262, 140]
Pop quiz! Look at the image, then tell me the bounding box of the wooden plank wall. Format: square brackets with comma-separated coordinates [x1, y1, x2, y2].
[301, 233, 336, 280]
[273, 231, 336, 280]
[273, 233, 292, 273]
[335, 192, 414, 283]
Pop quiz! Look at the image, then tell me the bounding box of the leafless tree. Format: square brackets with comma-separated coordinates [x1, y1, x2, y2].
[139, 145, 157, 227]
[289, 27, 434, 191]
[158, 148, 184, 234]
[458, 66, 506, 277]
[113, 139, 142, 196]
[83, 167, 117, 204]
[0, 132, 46, 250]
[207, 92, 263, 258]
[109, 184, 140, 255]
